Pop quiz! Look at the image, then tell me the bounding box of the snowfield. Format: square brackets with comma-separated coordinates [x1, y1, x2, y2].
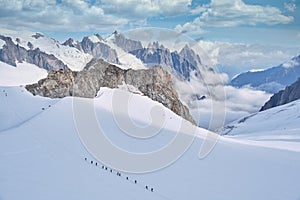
[1, 85, 300, 200]
[0, 61, 48, 86]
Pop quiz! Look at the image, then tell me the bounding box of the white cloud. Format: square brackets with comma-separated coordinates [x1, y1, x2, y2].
[99, 0, 192, 18]
[176, 0, 293, 33]
[190, 85, 271, 130]
[175, 18, 206, 34]
[0, 0, 194, 32]
[0, 0, 128, 32]
[190, 5, 207, 15]
[284, 0, 297, 12]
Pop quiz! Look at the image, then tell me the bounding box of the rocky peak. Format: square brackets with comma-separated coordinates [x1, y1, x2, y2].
[26, 58, 196, 125]
[148, 41, 158, 49]
[62, 38, 75, 47]
[179, 45, 201, 70]
[94, 34, 104, 41]
[31, 33, 44, 39]
[109, 31, 143, 52]
[79, 36, 119, 64]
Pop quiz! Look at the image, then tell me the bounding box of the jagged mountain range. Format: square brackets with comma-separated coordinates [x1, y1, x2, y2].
[231, 55, 300, 94]
[130, 42, 204, 80]
[0, 29, 216, 83]
[0, 35, 68, 71]
[0, 28, 225, 87]
[0, 30, 92, 71]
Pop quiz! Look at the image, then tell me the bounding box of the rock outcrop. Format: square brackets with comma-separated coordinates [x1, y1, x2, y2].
[26, 58, 196, 124]
[260, 77, 300, 111]
[0, 35, 68, 71]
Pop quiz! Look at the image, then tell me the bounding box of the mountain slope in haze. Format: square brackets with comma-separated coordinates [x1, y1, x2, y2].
[260, 78, 300, 111]
[231, 55, 300, 93]
[1, 86, 300, 200]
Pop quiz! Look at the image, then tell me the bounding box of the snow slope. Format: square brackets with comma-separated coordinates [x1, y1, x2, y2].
[0, 61, 48, 86]
[1, 86, 300, 200]
[221, 99, 300, 137]
[0, 28, 92, 71]
[0, 86, 58, 132]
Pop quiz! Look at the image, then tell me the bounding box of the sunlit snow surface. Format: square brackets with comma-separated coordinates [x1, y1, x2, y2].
[0, 61, 48, 86]
[1, 86, 300, 200]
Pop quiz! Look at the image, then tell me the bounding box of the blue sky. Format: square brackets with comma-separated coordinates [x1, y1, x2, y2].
[0, 0, 299, 47]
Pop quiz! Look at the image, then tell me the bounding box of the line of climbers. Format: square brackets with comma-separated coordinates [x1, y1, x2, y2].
[84, 157, 154, 192]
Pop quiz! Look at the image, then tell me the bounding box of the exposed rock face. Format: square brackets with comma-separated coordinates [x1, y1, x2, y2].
[62, 38, 82, 51]
[0, 35, 68, 71]
[63, 35, 119, 64]
[110, 31, 143, 52]
[130, 42, 203, 80]
[260, 78, 300, 111]
[26, 59, 196, 124]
